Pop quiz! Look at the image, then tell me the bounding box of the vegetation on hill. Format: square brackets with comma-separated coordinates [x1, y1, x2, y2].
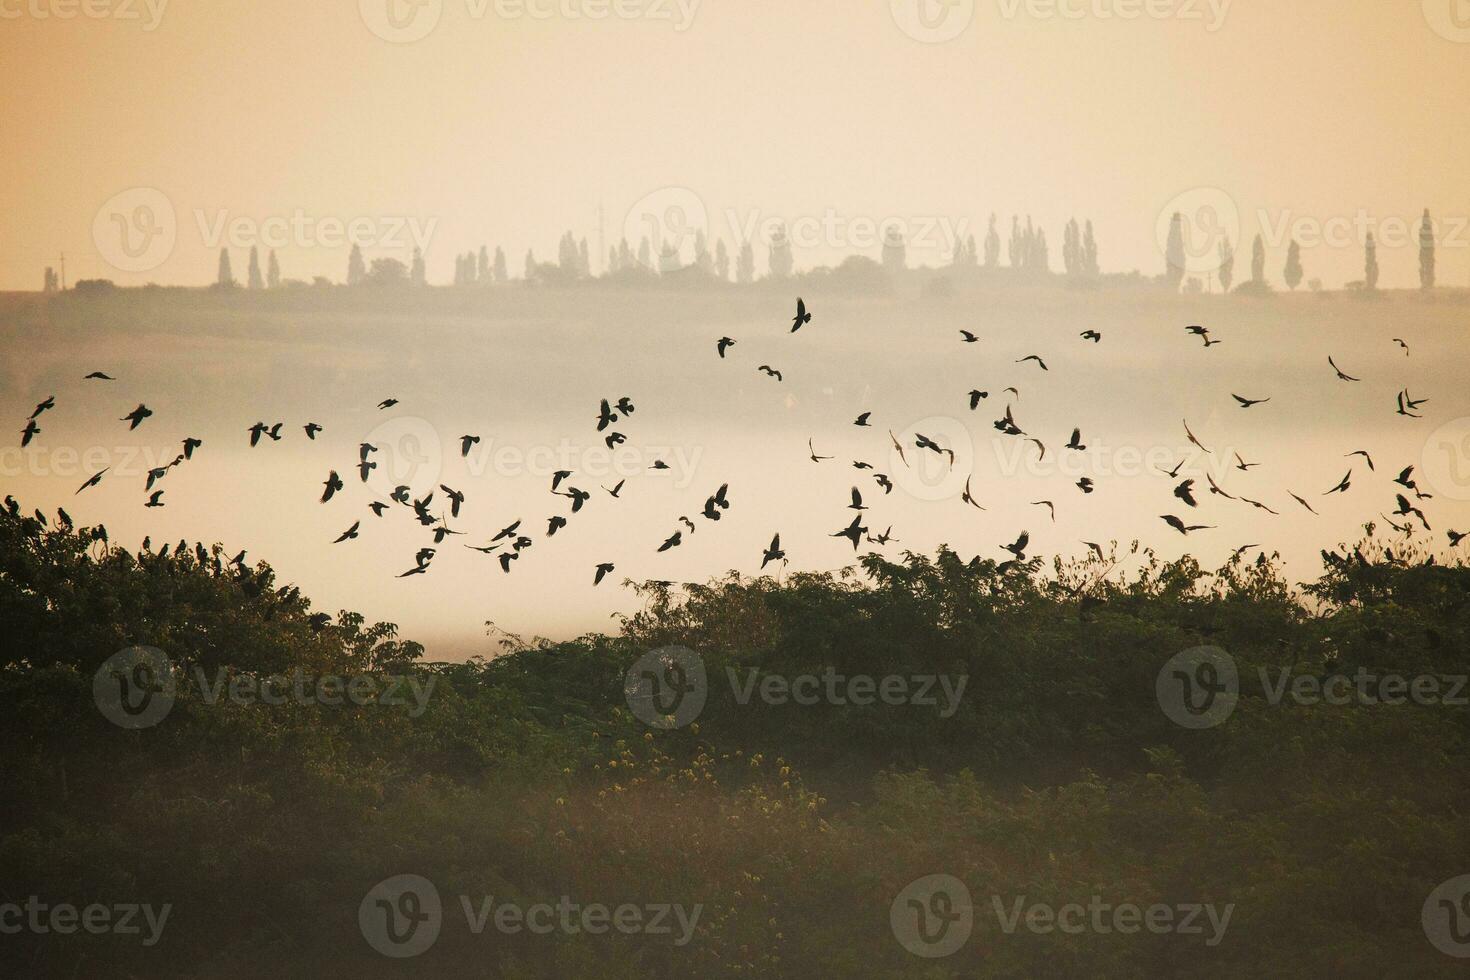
[2, 503, 1468, 976]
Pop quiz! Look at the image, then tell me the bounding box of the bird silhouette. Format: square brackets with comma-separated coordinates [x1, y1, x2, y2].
[29, 396, 54, 419]
[848, 487, 867, 511]
[121, 404, 152, 429]
[20, 419, 39, 447]
[761, 533, 785, 568]
[758, 365, 783, 381]
[145, 490, 165, 508]
[1322, 470, 1352, 495]
[594, 562, 615, 585]
[1183, 420, 1210, 454]
[658, 530, 682, 552]
[1016, 355, 1049, 371]
[333, 521, 360, 543]
[854, 412, 872, 427]
[1232, 394, 1271, 408]
[76, 468, 108, 494]
[809, 438, 832, 462]
[304, 422, 323, 440]
[322, 471, 344, 503]
[968, 390, 989, 410]
[1347, 450, 1374, 471]
[378, 398, 399, 410]
[84, 371, 115, 380]
[1174, 480, 1198, 507]
[1080, 330, 1102, 343]
[959, 330, 979, 343]
[460, 434, 480, 456]
[1161, 515, 1212, 535]
[832, 515, 867, 550]
[1287, 492, 1318, 515]
[1328, 356, 1360, 382]
[717, 337, 736, 358]
[1003, 531, 1030, 559]
[790, 297, 812, 332]
[1066, 428, 1086, 451]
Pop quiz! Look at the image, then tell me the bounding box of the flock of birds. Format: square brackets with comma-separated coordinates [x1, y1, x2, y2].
[10, 299, 1468, 599]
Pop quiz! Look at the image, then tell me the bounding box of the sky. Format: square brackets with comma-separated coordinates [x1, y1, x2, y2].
[3, 0, 1470, 291]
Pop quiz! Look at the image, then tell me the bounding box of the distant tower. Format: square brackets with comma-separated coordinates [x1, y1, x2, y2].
[59, 252, 67, 290]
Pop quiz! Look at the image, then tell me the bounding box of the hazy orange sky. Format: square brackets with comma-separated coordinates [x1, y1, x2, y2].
[3, 0, 1470, 290]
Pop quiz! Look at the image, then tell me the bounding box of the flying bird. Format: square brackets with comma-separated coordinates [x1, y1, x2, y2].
[1346, 450, 1374, 471]
[1003, 531, 1030, 559]
[1080, 330, 1102, 342]
[377, 398, 399, 410]
[121, 404, 152, 430]
[1016, 355, 1049, 371]
[790, 297, 812, 332]
[1174, 479, 1198, 508]
[809, 438, 832, 463]
[1328, 356, 1360, 382]
[1322, 470, 1352, 495]
[460, 434, 480, 456]
[333, 521, 360, 543]
[761, 533, 785, 568]
[717, 337, 736, 358]
[594, 562, 615, 585]
[758, 365, 783, 381]
[831, 515, 867, 550]
[20, 420, 39, 447]
[1232, 394, 1271, 408]
[1287, 492, 1319, 515]
[1065, 428, 1086, 451]
[967, 390, 988, 410]
[854, 412, 872, 427]
[959, 330, 979, 344]
[1183, 420, 1210, 454]
[75, 468, 108, 494]
[304, 422, 323, 440]
[321, 471, 344, 503]
[84, 371, 115, 380]
[1161, 515, 1213, 535]
[145, 490, 165, 508]
[29, 396, 54, 419]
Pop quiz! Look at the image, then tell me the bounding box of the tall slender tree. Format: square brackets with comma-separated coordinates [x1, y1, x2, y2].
[1364, 232, 1379, 291]
[247, 246, 264, 289]
[1217, 238, 1235, 293]
[1251, 234, 1266, 283]
[984, 214, 1000, 268]
[493, 246, 507, 283]
[347, 244, 366, 286]
[1163, 212, 1186, 290]
[1082, 221, 1098, 277]
[1283, 239, 1303, 291]
[411, 248, 426, 286]
[266, 250, 281, 288]
[1419, 209, 1435, 290]
[217, 248, 235, 287]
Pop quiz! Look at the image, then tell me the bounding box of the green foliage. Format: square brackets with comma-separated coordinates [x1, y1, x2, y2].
[2, 505, 1468, 976]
